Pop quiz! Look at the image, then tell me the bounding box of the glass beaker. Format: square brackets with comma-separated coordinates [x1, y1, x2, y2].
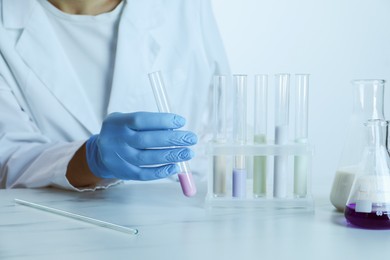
[330, 79, 386, 211]
[344, 119, 390, 229]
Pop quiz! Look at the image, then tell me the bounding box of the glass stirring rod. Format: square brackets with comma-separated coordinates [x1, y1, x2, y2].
[14, 199, 138, 235]
[148, 71, 197, 197]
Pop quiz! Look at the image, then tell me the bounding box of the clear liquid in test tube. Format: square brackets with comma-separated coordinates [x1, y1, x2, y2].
[148, 71, 197, 197]
[213, 75, 228, 197]
[253, 74, 268, 197]
[294, 74, 309, 197]
[232, 75, 247, 198]
[274, 74, 290, 198]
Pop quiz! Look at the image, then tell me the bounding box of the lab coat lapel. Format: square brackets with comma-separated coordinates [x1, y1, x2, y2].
[107, 1, 163, 114]
[13, 3, 100, 134]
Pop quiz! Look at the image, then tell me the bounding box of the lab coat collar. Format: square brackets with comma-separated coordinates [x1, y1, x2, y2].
[107, 0, 164, 113]
[8, 0, 100, 134]
[3, 0, 165, 127]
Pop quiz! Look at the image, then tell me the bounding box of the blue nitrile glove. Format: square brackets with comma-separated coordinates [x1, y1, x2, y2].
[85, 112, 197, 180]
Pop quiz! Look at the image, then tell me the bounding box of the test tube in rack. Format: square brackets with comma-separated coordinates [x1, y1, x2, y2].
[148, 71, 197, 197]
[274, 74, 290, 198]
[294, 74, 309, 197]
[253, 74, 268, 197]
[213, 75, 228, 197]
[232, 75, 247, 198]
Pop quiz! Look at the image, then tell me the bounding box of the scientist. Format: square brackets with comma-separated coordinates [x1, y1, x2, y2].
[0, 0, 229, 190]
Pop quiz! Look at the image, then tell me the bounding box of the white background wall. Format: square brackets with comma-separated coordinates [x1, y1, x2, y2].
[212, 0, 390, 193]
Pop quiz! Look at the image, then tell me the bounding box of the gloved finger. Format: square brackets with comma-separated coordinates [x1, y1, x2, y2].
[110, 112, 186, 130]
[129, 112, 186, 130]
[116, 146, 195, 166]
[111, 163, 180, 181]
[127, 130, 198, 149]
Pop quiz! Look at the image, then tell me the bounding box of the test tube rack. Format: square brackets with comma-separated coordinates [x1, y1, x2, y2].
[205, 142, 314, 211]
[206, 73, 313, 211]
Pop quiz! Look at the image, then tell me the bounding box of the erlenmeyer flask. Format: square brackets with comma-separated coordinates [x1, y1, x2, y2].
[344, 119, 390, 229]
[330, 79, 386, 211]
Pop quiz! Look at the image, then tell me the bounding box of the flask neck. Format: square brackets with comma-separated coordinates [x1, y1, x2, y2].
[365, 120, 387, 147]
[352, 79, 385, 120]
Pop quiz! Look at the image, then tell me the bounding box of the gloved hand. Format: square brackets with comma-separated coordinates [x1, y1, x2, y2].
[86, 112, 197, 180]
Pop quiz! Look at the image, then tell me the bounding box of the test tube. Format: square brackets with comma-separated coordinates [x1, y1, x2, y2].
[253, 74, 268, 197]
[232, 74, 247, 198]
[274, 74, 290, 198]
[294, 74, 309, 197]
[148, 71, 197, 197]
[213, 75, 228, 197]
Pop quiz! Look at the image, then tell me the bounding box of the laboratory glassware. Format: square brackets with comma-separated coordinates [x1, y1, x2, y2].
[15, 199, 139, 235]
[344, 119, 390, 229]
[330, 79, 386, 211]
[148, 71, 197, 197]
[212, 75, 228, 197]
[253, 74, 268, 197]
[274, 74, 290, 198]
[294, 74, 309, 197]
[232, 74, 247, 198]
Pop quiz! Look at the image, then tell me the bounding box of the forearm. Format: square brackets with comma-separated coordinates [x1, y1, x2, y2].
[66, 142, 102, 188]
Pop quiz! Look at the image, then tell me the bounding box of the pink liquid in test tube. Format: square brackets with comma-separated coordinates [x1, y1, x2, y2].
[148, 71, 197, 197]
[178, 174, 196, 196]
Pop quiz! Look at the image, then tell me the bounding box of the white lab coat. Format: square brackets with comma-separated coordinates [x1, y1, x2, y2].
[0, 0, 229, 189]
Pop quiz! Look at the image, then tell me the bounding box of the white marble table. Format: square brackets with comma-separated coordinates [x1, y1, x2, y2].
[0, 181, 389, 260]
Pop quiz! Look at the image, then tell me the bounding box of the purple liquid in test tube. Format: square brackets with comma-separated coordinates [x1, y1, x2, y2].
[232, 75, 248, 198]
[148, 71, 197, 197]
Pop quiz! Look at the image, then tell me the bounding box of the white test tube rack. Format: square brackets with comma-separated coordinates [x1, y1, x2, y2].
[205, 142, 314, 211]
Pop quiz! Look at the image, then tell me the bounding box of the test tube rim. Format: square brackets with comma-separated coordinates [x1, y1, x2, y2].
[351, 79, 386, 85]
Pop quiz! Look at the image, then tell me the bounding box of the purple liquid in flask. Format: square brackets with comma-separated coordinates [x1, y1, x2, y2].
[345, 203, 390, 229]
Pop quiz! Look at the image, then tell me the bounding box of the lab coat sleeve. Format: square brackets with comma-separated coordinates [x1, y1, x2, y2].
[0, 73, 119, 191]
